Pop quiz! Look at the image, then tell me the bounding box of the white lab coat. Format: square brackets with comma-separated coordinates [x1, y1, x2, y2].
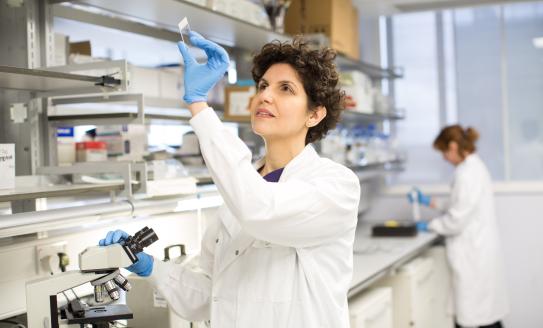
[429, 154, 509, 326]
[148, 108, 361, 327]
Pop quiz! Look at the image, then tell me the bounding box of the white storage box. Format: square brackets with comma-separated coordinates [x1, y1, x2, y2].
[129, 66, 161, 98]
[57, 127, 76, 165]
[0, 144, 15, 190]
[76, 141, 107, 162]
[126, 65, 184, 101]
[96, 124, 147, 160]
[210, 0, 270, 28]
[340, 70, 374, 114]
[158, 67, 184, 100]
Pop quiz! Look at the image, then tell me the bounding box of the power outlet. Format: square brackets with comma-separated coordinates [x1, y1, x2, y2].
[36, 241, 68, 275]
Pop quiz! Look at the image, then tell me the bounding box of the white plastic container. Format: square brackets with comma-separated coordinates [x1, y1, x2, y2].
[0, 144, 15, 190]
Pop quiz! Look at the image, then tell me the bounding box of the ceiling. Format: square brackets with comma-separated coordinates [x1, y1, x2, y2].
[352, 0, 539, 15]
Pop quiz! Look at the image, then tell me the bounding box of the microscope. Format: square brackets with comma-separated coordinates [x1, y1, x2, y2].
[26, 227, 158, 328]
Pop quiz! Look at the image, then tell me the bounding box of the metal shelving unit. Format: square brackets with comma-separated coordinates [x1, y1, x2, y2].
[0, 177, 124, 203]
[336, 56, 403, 80]
[348, 159, 406, 172]
[52, 0, 400, 80]
[0, 65, 122, 97]
[48, 94, 229, 126]
[341, 109, 405, 123]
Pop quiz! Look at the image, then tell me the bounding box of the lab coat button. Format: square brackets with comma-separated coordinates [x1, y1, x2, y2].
[235, 250, 239, 255]
[215, 238, 219, 243]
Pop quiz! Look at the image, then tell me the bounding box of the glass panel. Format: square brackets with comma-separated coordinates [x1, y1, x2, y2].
[392, 12, 452, 184]
[453, 6, 505, 180]
[504, 2, 543, 180]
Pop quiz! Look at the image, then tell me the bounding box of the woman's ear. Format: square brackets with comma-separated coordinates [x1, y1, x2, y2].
[306, 106, 327, 128]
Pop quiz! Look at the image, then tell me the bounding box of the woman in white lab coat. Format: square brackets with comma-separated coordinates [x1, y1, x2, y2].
[411, 125, 509, 328]
[100, 32, 360, 327]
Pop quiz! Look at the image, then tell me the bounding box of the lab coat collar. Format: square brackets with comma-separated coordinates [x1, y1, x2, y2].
[458, 153, 479, 169]
[219, 145, 318, 247]
[252, 144, 319, 182]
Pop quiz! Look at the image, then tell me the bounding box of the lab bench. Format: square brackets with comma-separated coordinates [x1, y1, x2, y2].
[348, 223, 441, 298]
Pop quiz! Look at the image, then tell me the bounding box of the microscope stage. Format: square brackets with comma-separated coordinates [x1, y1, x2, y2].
[65, 304, 133, 324]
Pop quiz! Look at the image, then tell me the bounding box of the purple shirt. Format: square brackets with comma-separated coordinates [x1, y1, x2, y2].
[262, 167, 284, 183]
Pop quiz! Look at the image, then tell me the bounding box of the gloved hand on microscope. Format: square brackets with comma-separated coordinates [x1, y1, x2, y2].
[99, 229, 154, 277]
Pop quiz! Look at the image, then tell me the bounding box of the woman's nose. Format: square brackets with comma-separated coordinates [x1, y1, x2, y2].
[257, 88, 273, 104]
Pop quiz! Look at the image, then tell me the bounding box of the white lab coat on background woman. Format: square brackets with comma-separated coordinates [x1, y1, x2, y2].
[429, 153, 509, 326]
[148, 108, 361, 328]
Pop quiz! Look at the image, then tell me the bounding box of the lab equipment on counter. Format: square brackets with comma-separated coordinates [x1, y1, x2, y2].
[407, 187, 431, 207]
[372, 220, 418, 237]
[409, 188, 421, 221]
[26, 226, 158, 328]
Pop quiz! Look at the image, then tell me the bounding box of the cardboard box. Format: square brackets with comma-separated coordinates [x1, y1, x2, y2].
[0, 144, 15, 190]
[69, 41, 92, 56]
[224, 86, 255, 122]
[285, 0, 360, 60]
[349, 9, 360, 60]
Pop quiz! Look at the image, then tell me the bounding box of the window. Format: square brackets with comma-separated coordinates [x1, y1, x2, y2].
[389, 1, 543, 183]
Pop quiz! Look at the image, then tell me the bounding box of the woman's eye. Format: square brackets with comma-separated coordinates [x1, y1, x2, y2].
[281, 84, 293, 93]
[258, 84, 267, 91]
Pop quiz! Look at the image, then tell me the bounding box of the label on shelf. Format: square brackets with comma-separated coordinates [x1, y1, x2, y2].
[0, 144, 15, 190]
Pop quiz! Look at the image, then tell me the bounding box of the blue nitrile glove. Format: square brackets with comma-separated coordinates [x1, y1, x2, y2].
[416, 221, 429, 232]
[98, 229, 154, 277]
[177, 31, 230, 104]
[407, 188, 432, 207]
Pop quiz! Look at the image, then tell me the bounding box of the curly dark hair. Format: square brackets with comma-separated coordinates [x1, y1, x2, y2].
[251, 36, 345, 144]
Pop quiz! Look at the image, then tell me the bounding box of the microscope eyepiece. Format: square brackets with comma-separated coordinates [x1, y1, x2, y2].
[122, 226, 159, 261]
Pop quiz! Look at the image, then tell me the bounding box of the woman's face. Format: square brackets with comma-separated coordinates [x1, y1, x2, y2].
[442, 141, 464, 166]
[250, 63, 321, 143]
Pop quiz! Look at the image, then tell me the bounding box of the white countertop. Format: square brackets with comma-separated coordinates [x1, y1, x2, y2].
[348, 223, 440, 297]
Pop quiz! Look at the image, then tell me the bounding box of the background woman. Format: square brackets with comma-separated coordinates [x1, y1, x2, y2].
[409, 125, 509, 328]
